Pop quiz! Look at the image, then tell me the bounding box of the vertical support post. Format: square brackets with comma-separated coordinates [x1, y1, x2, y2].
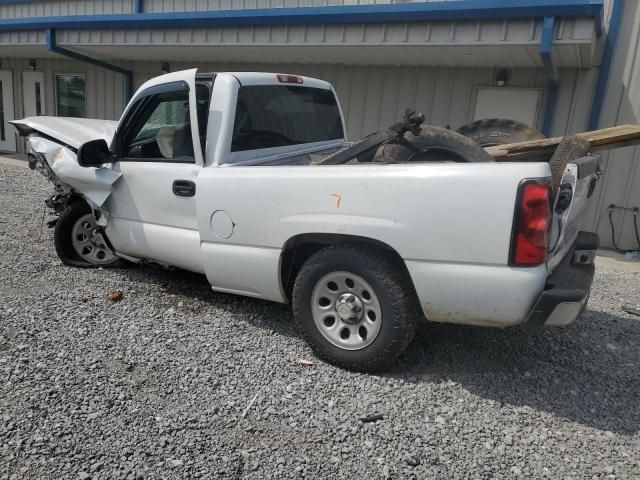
[542, 82, 558, 137]
[540, 16, 557, 137]
[588, 0, 623, 130]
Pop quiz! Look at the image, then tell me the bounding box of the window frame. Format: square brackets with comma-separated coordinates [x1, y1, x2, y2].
[114, 81, 196, 164]
[230, 84, 345, 154]
[54, 73, 86, 118]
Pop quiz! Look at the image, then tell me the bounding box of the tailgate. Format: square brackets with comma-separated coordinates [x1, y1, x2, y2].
[547, 154, 601, 271]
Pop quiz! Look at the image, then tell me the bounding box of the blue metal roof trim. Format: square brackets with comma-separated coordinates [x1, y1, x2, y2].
[539, 16, 557, 79]
[0, 0, 604, 31]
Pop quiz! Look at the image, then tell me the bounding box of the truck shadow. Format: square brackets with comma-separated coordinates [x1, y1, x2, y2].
[391, 310, 640, 435]
[128, 265, 639, 435]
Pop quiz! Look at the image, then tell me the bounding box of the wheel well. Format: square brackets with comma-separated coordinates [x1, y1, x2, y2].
[280, 233, 406, 300]
[64, 195, 115, 250]
[68, 194, 86, 206]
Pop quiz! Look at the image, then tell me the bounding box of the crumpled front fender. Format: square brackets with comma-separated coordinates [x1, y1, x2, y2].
[29, 136, 121, 221]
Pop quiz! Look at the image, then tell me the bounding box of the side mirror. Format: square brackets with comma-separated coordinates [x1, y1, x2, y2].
[77, 139, 113, 167]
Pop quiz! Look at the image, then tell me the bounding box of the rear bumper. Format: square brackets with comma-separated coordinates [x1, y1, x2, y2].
[406, 260, 547, 327]
[527, 231, 598, 327]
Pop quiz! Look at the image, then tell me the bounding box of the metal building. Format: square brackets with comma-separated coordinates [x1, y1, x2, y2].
[0, 0, 637, 250]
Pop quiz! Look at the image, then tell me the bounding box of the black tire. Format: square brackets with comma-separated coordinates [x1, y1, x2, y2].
[373, 125, 495, 163]
[292, 244, 420, 372]
[54, 201, 121, 268]
[456, 118, 545, 147]
[548, 135, 591, 195]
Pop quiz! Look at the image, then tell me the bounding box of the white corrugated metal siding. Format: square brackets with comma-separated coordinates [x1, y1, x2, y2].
[1, 57, 124, 121]
[0, 30, 44, 45]
[5, 59, 548, 145]
[0, 0, 460, 18]
[580, 0, 640, 251]
[53, 17, 593, 50]
[130, 62, 547, 140]
[0, 0, 133, 18]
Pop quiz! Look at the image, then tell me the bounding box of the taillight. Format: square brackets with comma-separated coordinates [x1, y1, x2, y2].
[510, 180, 552, 266]
[277, 74, 303, 84]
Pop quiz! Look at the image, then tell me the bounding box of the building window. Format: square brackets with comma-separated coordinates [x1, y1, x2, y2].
[34, 81, 42, 116]
[55, 74, 86, 117]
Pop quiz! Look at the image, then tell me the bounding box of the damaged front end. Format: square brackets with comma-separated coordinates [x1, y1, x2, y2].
[12, 118, 121, 230]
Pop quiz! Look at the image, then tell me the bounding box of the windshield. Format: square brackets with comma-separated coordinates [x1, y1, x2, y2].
[231, 85, 343, 152]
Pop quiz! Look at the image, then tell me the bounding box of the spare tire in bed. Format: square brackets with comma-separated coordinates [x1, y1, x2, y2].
[373, 125, 494, 163]
[456, 118, 545, 147]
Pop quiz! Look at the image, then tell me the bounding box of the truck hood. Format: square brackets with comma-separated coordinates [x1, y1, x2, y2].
[10, 116, 118, 149]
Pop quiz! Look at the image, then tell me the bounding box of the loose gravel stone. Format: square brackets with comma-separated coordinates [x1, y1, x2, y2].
[1, 162, 639, 479]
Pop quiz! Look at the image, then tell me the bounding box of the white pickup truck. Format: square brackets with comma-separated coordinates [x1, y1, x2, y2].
[12, 69, 600, 371]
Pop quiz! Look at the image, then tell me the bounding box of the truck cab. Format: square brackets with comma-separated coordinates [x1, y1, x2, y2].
[96, 70, 347, 277]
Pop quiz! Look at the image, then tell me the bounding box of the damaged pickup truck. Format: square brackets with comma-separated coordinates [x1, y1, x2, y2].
[12, 69, 600, 371]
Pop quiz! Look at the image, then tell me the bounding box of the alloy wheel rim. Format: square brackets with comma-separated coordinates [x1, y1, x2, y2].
[310, 271, 382, 351]
[70, 213, 117, 265]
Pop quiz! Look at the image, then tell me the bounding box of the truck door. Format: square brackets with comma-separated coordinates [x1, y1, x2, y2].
[104, 70, 208, 272]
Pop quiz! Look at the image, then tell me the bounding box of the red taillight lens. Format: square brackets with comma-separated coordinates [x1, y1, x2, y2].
[277, 74, 303, 84]
[510, 180, 551, 266]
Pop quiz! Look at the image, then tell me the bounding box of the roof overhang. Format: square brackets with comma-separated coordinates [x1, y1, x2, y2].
[0, 42, 591, 68]
[0, 0, 603, 68]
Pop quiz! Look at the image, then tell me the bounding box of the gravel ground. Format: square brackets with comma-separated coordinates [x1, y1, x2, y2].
[1, 162, 639, 480]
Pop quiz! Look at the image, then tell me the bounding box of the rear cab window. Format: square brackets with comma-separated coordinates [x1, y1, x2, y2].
[231, 85, 344, 155]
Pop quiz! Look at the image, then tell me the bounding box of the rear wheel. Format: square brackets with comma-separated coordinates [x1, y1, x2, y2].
[456, 118, 545, 147]
[54, 201, 120, 268]
[292, 244, 419, 371]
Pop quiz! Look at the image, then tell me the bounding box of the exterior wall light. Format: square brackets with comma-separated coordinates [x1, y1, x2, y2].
[495, 68, 510, 87]
[161, 62, 170, 74]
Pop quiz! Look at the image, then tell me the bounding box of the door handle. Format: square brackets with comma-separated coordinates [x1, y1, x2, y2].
[172, 180, 196, 197]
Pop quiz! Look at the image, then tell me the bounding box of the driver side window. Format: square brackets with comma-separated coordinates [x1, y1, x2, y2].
[124, 90, 194, 162]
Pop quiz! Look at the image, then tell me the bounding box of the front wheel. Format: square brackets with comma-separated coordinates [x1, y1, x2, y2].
[292, 244, 419, 372]
[54, 201, 120, 268]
